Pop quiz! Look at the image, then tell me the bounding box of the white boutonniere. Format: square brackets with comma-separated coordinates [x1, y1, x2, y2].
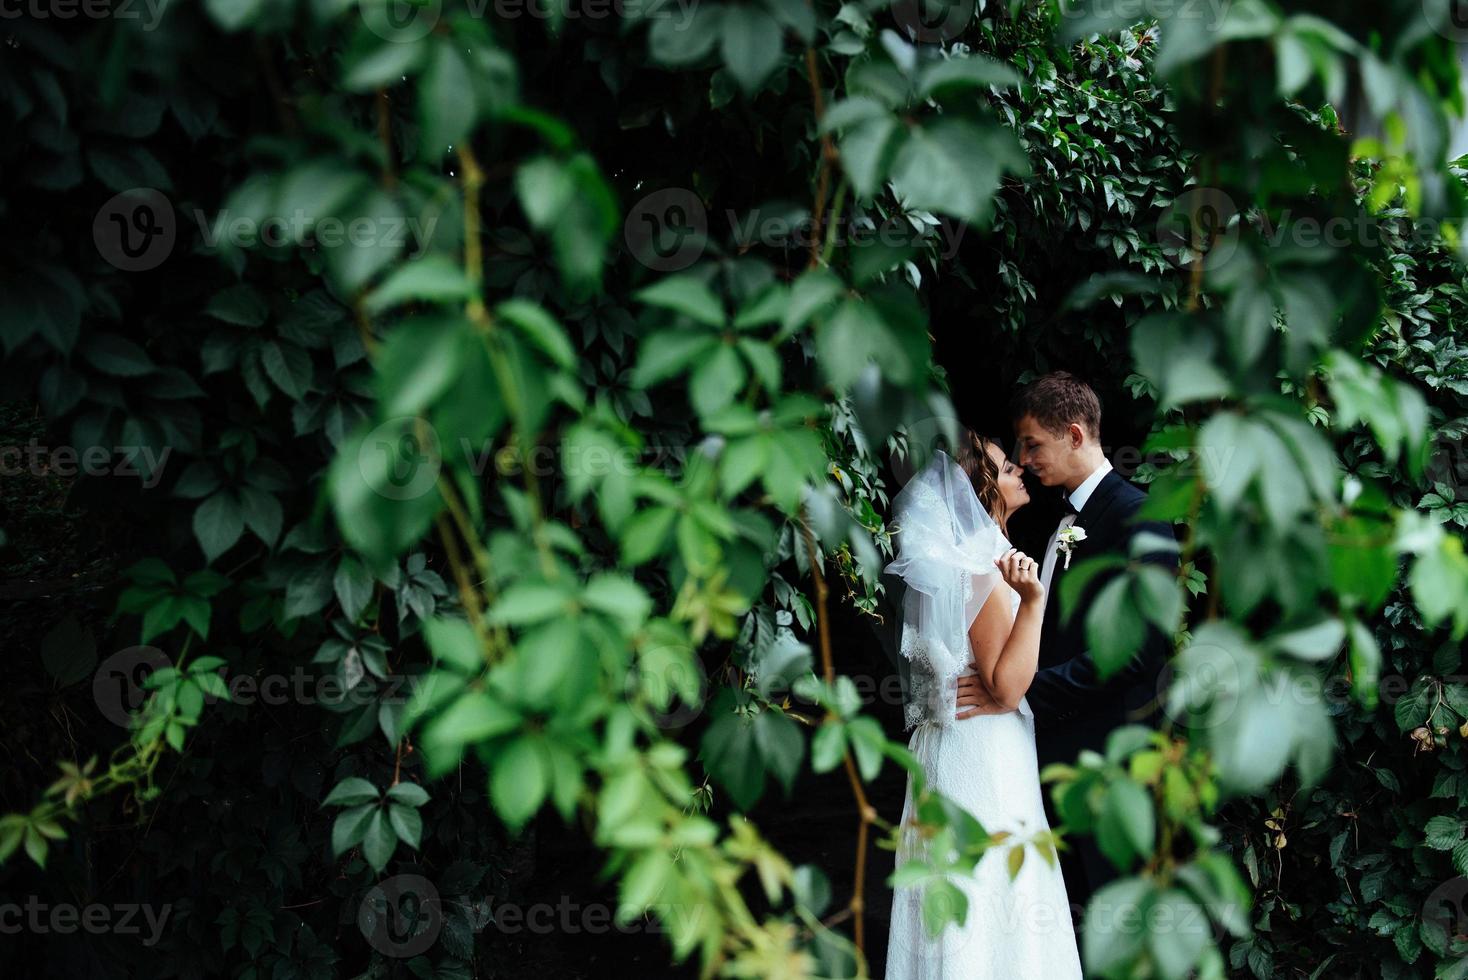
[1056, 525, 1087, 570]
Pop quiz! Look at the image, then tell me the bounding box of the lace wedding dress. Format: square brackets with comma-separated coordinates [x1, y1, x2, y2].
[883, 452, 1082, 980]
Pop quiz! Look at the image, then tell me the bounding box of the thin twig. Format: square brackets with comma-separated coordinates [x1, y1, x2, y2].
[376, 90, 398, 190]
[799, 510, 873, 954]
[804, 46, 839, 269]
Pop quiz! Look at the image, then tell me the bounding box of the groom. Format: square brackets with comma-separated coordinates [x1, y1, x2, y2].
[957, 372, 1177, 913]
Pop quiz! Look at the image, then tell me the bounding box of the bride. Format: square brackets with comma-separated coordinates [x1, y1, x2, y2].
[883, 433, 1082, 979]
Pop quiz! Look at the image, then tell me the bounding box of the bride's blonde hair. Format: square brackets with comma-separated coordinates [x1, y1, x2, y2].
[953, 428, 1009, 533]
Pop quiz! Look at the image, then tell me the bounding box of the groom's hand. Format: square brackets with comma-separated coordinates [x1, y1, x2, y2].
[955, 675, 1010, 719]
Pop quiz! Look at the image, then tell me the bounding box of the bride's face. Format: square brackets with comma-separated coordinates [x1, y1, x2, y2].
[986, 441, 1030, 516]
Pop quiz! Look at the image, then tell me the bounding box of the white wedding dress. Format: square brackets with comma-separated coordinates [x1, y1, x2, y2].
[883, 452, 1082, 980]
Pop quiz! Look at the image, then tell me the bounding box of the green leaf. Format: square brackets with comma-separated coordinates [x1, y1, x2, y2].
[419, 40, 477, 157]
[421, 690, 519, 757]
[721, 435, 770, 498]
[260, 340, 312, 400]
[631, 330, 718, 388]
[1272, 618, 1346, 662]
[497, 299, 576, 369]
[753, 708, 804, 792]
[621, 506, 677, 565]
[206, 284, 269, 326]
[341, 40, 426, 92]
[1425, 815, 1464, 851]
[636, 276, 726, 328]
[423, 618, 482, 675]
[490, 581, 572, 626]
[1131, 313, 1231, 409]
[516, 156, 573, 229]
[388, 804, 423, 849]
[921, 879, 968, 938]
[386, 782, 430, 807]
[376, 315, 472, 417]
[330, 802, 376, 857]
[82, 333, 155, 377]
[194, 492, 244, 564]
[204, 0, 265, 32]
[362, 809, 397, 871]
[782, 270, 845, 335]
[325, 188, 406, 293]
[323, 777, 380, 807]
[1147, 889, 1210, 980]
[700, 694, 765, 809]
[238, 486, 282, 548]
[364, 256, 474, 314]
[1214, 693, 1294, 793]
[846, 716, 885, 781]
[811, 722, 846, 773]
[917, 55, 1020, 98]
[837, 116, 900, 200]
[1412, 535, 1468, 632]
[647, 2, 724, 65]
[334, 556, 374, 621]
[1098, 779, 1155, 871]
[818, 299, 892, 390]
[888, 119, 1024, 226]
[1083, 877, 1154, 975]
[329, 418, 444, 562]
[284, 562, 335, 619]
[518, 154, 616, 295]
[491, 736, 549, 833]
[690, 343, 747, 417]
[721, 5, 784, 95]
[1085, 576, 1144, 680]
[516, 618, 583, 706]
[1198, 412, 1259, 512]
[582, 574, 653, 631]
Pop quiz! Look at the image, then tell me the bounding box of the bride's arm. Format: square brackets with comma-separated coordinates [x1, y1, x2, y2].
[964, 551, 1046, 711]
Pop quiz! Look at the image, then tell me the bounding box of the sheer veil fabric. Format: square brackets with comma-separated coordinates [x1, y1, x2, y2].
[884, 450, 1005, 733]
[883, 450, 1082, 980]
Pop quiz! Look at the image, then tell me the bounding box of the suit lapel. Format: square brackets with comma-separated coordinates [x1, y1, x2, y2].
[1052, 471, 1125, 583]
[1076, 470, 1127, 537]
[1040, 471, 1127, 666]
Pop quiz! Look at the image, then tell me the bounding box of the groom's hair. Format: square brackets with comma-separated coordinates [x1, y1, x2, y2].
[1011, 372, 1102, 439]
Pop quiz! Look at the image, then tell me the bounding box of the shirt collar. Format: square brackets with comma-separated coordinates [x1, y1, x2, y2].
[1067, 460, 1113, 515]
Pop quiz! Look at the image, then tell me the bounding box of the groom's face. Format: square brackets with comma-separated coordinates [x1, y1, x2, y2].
[1014, 414, 1075, 487]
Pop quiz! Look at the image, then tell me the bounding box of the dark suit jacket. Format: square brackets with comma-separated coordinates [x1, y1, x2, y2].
[1027, 470, 1178, 771]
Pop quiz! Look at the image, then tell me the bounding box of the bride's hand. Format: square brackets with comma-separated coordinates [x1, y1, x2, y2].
[956, 674, 1012, 719]
[995, 548, 1044, 605]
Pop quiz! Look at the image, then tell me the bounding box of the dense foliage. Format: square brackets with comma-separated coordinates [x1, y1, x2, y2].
[4, 2, 1468, 979]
